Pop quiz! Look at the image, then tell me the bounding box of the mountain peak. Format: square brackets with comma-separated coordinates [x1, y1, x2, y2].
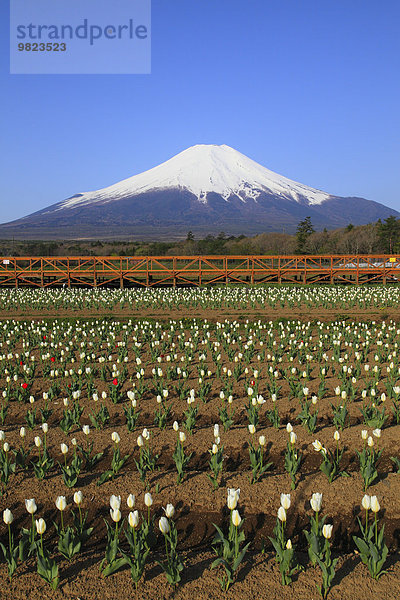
[1, 143, 398, 240]
[58, 143, 331, 211]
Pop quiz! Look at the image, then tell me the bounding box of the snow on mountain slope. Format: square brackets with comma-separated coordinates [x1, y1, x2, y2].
[56, 144, 331, 212]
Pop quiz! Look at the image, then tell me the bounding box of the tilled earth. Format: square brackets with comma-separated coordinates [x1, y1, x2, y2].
[0, 309, 400, 598]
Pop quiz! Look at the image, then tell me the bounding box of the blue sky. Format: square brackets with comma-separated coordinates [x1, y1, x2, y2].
[1, 0, 399, 224]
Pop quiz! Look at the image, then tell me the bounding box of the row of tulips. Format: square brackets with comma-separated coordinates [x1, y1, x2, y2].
[0, 490, 388, 598]
[0, 420, 393, 495]
[0, 285, 400, 312]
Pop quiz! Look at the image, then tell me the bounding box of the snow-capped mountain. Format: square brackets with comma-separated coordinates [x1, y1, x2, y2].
[0, 144, 398, 240]
[56, 144, 330, 210]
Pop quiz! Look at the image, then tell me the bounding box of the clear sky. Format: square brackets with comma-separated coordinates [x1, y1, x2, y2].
[1, 0, 399, 224]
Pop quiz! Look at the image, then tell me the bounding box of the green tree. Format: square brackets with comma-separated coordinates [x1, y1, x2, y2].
[377, 216, 400, 253]
[296, 216, 315, 253]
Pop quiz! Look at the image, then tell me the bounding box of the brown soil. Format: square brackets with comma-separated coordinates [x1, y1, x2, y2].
[0, 310, 399, 598]
[1, 549, 400, 600]
[0, 306, 398, 322]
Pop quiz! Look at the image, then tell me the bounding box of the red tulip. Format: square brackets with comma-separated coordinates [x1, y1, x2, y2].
[51, 357, 55, 362]
[22, 383, 28, 389]
[112, 378, 118, 386]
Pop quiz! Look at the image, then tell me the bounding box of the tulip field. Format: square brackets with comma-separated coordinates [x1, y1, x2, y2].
[1, 288, 400, 598]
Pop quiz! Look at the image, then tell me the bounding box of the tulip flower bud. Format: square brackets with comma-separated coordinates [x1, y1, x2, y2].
[110, 508, 121, 523]
[159, 516, 170, 534]
[227, 488, 240, 510]
[111, 431, 120, 444]
[179, 431, 186, 443]
[286, 539, 292, 550]
[361, 430, 368, 440]
[231, 509, 242, 527]
[361, 494, 371, 510]
[277, 506, 287, 522]
[3, 509, 13, 525]
[372, 428, 381, 438]
[370, 496, 380, 513]
[334, 431, 340, 441]
[137, 435, 144, 447]
[290, 431, 297, 445]
[322, 524, 333, 539]
[55, 496, 67, 511]
[310, 492, 323, 512]
[286, 423, 293, 433]
[280, 494, 291, 510]
[259, 435, 266, 447]
[173, 421, 179, 432]
[20, 427, 26, 438]
[41, 423, 48, 434]
[127, 494, 135, 509]
[312, 440, 323, 452]
[82, 425, 90, 436]
[3, 442, 9, 453]
[60, 443, 68, 455]
[34, 436, 42, 448]
[144, 493, 153, 507]
[163, 503, 175, 518]
[128, 510, 139, 529]
[248, 424, 256, 435]
[74, 491, 83, 506]
[35, 518, 46, 535]
[110, 495, 121, 511]
[25, 498, 37, 514]
[367, 436, 374, 447]
[212, 443, 218, 454]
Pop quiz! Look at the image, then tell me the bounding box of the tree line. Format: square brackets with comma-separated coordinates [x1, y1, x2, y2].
[0, 217, 399, 257]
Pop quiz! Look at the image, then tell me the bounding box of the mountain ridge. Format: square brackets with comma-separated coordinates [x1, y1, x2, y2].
[0, 144, 398, 240]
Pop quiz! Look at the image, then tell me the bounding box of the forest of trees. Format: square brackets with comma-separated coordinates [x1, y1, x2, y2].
[0, 217, 399, 257]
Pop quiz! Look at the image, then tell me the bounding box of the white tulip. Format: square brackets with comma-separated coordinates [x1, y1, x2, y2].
[73, 491, 83, 505]
[35, 518, 46, 535]
[159, 516, 170, 534]
[55, 496, 67, 511]
[322, 524, 333, 539]
[231, 509, 242, 527]
[110, 508, 121, 523]
[361, 494, 371, 510]
[25, 498, 37, 514]
[3, 509, 13, 525]
[163, 503, 175, 518]
[128, 510, 139, 529]
[111, 431, 120, 444]
[277, 506, 286, 522]
[109, 495, 121, 510]
[310, 493, 323, 512]
[144, 492, 153, 507]
[370, 496, 380, 513]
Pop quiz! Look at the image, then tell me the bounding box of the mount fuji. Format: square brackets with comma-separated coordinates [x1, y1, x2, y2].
[0, 144, 398, 239]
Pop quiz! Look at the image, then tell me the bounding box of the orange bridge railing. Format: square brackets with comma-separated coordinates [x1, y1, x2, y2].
[0, 255, 399, 287]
